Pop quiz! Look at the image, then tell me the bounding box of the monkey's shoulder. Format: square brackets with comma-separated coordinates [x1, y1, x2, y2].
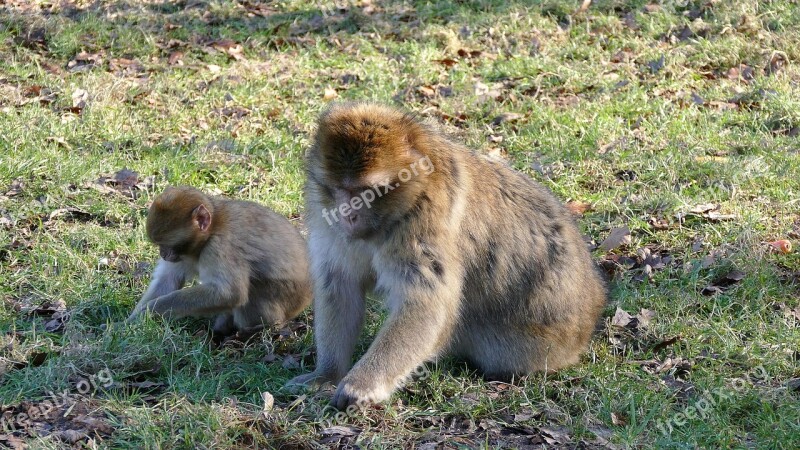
[215, 199, 297, 229]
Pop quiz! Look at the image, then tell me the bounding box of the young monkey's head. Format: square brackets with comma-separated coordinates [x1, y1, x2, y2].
[146, 186, 213, 262]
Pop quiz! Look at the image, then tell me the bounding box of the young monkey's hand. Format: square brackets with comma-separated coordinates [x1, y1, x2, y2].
[127, 298, 159, 322]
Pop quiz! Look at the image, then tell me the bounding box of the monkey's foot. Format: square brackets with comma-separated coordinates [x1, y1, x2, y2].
[332, 376, 394, 410]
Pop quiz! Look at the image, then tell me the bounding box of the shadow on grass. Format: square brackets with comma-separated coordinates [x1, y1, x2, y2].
[0, 0, 695, 62]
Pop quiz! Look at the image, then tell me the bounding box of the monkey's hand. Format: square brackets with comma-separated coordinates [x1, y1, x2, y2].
[127, 298, 156, 322]
[332, 372, 395, 409]
[127, 296, 176, 322]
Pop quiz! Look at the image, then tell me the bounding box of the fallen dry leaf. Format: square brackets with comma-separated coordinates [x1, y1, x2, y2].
[539, 426, 571, 446]
[769, 240, 792, 254]
[599, 226, 631, 252]
[653, 356, 692, 376]
[44, 310, 70, 332]
[262, 391, 274, 412]
[652, 335, 681, 353]
[701, 269, 746, 296]
[765, 52, 787, 76]
[208, 39, 246, 61]
[0, 433, 27, 449]
[491, 112, 523, 126]
[323, 87, 338, 101]
[456, 48, 482, 59]
[168, 51, 184, 65]
[682, 203, 736, 222]
[708, 100, 738, 111]
[417, 85, 435, 98]
[321, 425, 361, 437]
[89, 169, 152, 199]
[474, 81, 502, 101]
[67, 52, 103, 73]
[611, 412, 628, 426]
[48, 207, 94, 222]
[611, 307, 655, 331]
[109, 58, 146, 77]
[566, 200, 592, 216]
[30, 299, 66, 317]
[73, 415, 114, 435]
[54, 430, 88, 444]
[4, 179, 24, 198]
[689, 203, 716, 214]
[433, 58, 457, 67]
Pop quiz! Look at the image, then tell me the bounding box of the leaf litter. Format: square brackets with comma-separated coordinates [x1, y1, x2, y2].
[0, 397, 117, 448]
[86, 169, 155, 200]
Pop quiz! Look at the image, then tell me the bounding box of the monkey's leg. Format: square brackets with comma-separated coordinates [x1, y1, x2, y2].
[234, 279, 303, 330]
[212, 313, 235, 335]
[331, 276, 460, 409]
[231, 300, 281, 330]
[128, 259, 189, 321]
[285, 271, 365, 390]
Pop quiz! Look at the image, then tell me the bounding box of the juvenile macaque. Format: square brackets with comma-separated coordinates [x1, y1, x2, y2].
[287, 103, 607, 408]
[128, 186, 312, 334]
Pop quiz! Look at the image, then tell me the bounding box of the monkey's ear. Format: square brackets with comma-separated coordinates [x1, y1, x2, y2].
[192, 204, 212, 232]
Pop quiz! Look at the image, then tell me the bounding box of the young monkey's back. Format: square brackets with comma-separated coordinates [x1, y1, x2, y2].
[211, 197, 312, 332]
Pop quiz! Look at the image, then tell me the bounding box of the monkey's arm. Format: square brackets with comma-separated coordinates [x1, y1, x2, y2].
[332, 261, 461, 409]
[286, 267, 365, 389]
[129, 259, 189, 320]
[134, 243, 249, 320]
[144, 282, 244, 318]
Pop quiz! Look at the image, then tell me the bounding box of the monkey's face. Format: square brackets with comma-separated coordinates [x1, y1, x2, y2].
[309, 166, 429, 241]
[151, 233, 194, 262]
[159, 245, 183, 262]
[308, 105, 433, 240]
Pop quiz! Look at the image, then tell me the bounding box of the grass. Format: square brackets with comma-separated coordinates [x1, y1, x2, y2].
[1, 0, 799, 448]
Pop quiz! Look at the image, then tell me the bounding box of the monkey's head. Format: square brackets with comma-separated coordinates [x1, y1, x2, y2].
[307, 103, 436, 240]
[146, 186, 214, 262]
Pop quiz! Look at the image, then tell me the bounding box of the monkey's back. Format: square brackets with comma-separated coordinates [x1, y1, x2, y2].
[447, 147, 606, 373]
[215, 199, 306, 272]
[212, 198, 312, 323]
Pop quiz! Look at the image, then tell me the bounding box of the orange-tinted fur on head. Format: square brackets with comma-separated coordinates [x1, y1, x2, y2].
[314, 105, 423, 186]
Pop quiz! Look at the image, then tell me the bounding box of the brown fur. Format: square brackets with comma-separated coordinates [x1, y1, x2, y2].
[287, 103, 607, 408]
[128, 186, 312, 333]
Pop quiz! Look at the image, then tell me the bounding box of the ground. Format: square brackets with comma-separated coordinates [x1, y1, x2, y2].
[1, 0, 799, 448]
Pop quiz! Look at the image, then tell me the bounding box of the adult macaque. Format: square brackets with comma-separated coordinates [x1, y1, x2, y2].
[287, 103, 607, 409]
[128, 186, 312, 334]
